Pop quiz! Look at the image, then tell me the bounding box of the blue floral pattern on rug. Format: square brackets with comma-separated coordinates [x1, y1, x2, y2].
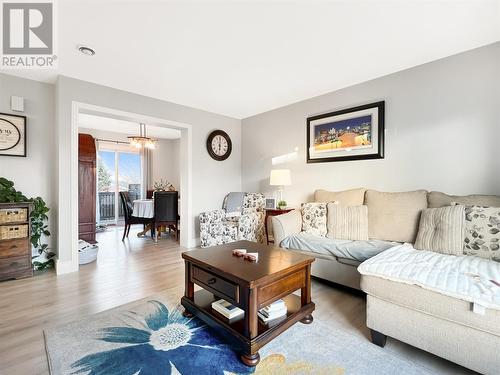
[71, 300, 254, 375]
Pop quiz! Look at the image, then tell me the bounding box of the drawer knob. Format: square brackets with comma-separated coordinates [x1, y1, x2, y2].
[207, 277, 216, 285]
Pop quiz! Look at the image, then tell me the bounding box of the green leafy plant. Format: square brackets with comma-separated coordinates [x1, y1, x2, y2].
[277, 200, 287, 209]
[0, 177, 54, 270]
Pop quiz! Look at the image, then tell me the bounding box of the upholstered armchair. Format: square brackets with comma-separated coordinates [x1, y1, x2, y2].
[199, 193, 266, 248]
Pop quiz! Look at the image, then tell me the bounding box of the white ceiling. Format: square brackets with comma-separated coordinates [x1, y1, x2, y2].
[4, 1, 500, 119]
[78, 113, 181, 139]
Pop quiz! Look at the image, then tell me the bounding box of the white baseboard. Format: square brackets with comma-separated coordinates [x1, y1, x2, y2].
[55, 257, 79, 275]
[186, 237, 199, 248]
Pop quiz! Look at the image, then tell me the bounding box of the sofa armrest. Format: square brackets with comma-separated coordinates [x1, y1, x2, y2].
[199, 209, 226, 224]
[272, 210, 302, 246]
[238, 211, 265, 243]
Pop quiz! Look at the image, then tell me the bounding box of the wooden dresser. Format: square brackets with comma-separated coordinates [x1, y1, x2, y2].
[0, 202, 33, 281]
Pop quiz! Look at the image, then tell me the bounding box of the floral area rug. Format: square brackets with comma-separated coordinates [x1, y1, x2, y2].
[44, 291, 432, 374]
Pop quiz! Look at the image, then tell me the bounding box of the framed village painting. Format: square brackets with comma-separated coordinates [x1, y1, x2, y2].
[307, 101, 384, 163]
[0, 113, 26, 157]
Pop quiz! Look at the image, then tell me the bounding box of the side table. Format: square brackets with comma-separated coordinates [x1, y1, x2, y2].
[264, 208, 294, 245]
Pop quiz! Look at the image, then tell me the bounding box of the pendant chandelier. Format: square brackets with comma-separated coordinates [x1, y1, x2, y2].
[128, 123, 157, 149]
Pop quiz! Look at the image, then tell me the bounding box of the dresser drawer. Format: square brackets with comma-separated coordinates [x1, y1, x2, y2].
[0, 238, 30, 258]
[0, 208, 28, 223]
[0, 224, 29, 240]
[192, 266, 239, 304]
[0, 255, 31, 274]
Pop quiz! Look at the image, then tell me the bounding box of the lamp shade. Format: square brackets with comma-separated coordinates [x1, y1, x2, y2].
[270, 169, 292, 186]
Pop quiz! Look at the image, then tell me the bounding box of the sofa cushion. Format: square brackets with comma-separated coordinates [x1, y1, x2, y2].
[365, 189, 428, 243]
[281, 232, 397, 262]
[428, 191, 500, 208]
[314, 188, 366, 206]
[414, 205, 465, 255]
[463, 205, 500, 261]
[327, 202, 369, 241]
[301, 202, 327, 237]
[361, 275, 500, 337]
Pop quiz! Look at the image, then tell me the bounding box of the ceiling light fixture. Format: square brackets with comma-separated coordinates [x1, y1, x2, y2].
[128, 123, 157, 150]
[77, 45, 95, 56]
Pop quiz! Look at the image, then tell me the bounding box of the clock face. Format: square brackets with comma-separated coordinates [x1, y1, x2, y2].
[211, 135, 228, 156]
[207, 130, 232, 161]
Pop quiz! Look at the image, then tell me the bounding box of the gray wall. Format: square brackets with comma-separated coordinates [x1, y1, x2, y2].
[0, 74, 55, 250]
[241, 42, 500, 205]
[151, 138, 181, 191]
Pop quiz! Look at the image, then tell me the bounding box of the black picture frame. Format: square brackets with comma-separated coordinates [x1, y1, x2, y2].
[0, 112, 27, 157]
[306, 101, 384, 163]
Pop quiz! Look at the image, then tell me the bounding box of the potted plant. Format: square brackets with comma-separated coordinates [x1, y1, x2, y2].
[277, 200, 287, 210]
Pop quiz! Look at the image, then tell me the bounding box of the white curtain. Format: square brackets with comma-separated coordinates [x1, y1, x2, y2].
[141, 148, 151, 199]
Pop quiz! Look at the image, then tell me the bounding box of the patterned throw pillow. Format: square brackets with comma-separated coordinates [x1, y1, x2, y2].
[414, 205, 465, 255]
[301, 202, 327, 237]
[463, 205, 500, 262]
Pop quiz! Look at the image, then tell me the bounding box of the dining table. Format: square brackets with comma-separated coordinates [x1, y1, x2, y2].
[132, 198, 180, 238]
[132, 199, 154, 237]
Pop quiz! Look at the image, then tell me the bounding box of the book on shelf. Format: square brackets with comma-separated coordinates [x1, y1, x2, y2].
[258, 299, 287, 323]
[211, 299, 244, 320]
[257, 311, 287, 324]
[261, 299, 286, 314]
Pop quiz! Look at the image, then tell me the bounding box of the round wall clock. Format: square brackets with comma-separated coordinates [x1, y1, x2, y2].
[206, 130, 232, 161]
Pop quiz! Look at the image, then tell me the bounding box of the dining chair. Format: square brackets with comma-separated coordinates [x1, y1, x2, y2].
[153, 191, 179, 241]
[119, 191, 155, 241]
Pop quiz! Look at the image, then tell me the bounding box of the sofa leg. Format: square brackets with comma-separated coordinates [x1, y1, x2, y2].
[370, 329, 387, 347]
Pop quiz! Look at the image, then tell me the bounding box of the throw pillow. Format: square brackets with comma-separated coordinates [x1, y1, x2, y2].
[463, 205, 500, 262]
[327, 202, 369, 240]
[314, 188, 367, 206]
[414, 205, 465, 255]
[364, 189, 428, 243]
[301, 202, 327, 237]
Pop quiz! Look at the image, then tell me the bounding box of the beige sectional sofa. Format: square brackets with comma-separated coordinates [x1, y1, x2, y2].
[272, 188, 500, 374]
[273, 187, 432, 289]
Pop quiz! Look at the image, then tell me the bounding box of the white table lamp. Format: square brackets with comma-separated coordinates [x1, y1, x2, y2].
[270, 169, 291, 203]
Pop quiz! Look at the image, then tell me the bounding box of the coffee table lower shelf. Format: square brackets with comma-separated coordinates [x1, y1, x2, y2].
[181, 289, 315, 362]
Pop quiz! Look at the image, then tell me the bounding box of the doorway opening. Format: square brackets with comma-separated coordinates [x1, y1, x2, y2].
[68, 102, 192, 272]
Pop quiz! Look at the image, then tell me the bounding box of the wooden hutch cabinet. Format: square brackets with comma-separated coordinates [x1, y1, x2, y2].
[78, 133, 97, 243]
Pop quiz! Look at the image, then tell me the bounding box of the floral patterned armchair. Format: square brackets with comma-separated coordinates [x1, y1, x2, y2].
[199, 193, 266, 248]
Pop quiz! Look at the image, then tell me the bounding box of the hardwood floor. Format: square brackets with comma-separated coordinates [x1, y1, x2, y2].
[0, 226, 473, 374]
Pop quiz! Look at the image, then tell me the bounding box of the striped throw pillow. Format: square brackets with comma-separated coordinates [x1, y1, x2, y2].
[326, 202, 369, 240]
[414, 205, 465, 255]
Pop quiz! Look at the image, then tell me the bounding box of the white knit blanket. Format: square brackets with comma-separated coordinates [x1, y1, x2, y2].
[358, 243, 500, 310]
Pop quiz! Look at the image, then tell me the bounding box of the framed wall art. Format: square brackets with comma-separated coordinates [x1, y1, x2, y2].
[0, 113, 26, 157]
[265, 198, 276, 209]
[307, 101, 384, 163]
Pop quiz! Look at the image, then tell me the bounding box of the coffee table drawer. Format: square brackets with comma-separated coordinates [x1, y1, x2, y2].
[192, 266, 239, 304]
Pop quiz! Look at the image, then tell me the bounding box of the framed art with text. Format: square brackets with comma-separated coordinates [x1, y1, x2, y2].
[0, 113, 26, 157]
[307, 101, 384, 163]
[265, 198, 276, 209]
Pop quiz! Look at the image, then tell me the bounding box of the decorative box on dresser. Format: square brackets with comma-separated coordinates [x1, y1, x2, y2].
[0, 202, 33, 281]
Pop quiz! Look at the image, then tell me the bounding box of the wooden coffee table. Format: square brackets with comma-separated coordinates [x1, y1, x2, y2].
[181, 240, 315, 366]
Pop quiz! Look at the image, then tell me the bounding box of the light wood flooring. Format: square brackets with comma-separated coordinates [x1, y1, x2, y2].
[0, 225, 473, 374]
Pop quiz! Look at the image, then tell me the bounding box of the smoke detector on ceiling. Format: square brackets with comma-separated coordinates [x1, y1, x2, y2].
[77, 45, 95, 56]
